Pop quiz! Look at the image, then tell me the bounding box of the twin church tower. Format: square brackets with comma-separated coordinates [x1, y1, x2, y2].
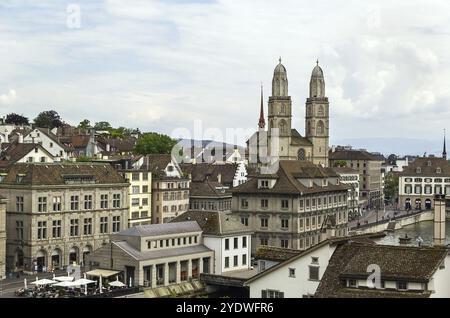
[254, 58, 330, 167]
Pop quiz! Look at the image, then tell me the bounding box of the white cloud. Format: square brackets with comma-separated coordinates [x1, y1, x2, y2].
[0, 89, 16, 104]
[1, 0, 450, 150]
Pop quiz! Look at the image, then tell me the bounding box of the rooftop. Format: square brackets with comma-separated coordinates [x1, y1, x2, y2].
[114, 221, 202, 238]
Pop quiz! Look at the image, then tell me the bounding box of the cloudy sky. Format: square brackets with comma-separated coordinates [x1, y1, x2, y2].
[1, 0, 450, 155]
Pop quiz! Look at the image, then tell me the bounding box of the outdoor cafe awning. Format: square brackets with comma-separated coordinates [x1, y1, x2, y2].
[86, 269, 121, 278]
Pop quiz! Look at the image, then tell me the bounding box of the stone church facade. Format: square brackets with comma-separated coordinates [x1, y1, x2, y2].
[248, 59, 330, 168]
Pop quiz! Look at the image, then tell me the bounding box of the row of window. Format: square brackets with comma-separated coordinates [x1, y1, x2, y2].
[147, 235, 198, 249]
[224, 236, 247, 250]
[404, 177, 450, 183]
[259, 229, 347, 249]
[26, 156, 48, 163]
[131, 198, 149, 207]
[156, 181, 189, 189]
[160, 191, 189, 201]
[33, 216, 121, 240]
[190, 201, 231, 211]
[131, 185, 149, 194]
[224, 254, 247, 268]
[347, 279, 416, 291]
[250, 212, 347, 231]
[404, 184, 450, 195]
[16, 194, 122, 213]
[131, 172, 149, 181]
[240, 195, 346, 210]
[131, 211, 149, 219]
[156, 204, 188, 213]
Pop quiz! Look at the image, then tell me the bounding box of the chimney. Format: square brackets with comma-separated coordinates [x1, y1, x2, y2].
[18, 133, 23, 143]
[434, 194, 446, 246]
[217, 173, 222, 184]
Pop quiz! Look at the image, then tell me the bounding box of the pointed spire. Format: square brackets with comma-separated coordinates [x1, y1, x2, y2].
[443, 129, 447, 160]
[316, 58, 319, 66]
[258, 83, 265, 129]
[279, 56, 282, 64]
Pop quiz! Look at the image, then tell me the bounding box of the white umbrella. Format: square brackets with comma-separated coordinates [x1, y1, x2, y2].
[73, 278, 96, 285]
[53, 281, 78, 287]
[30, 278, 58, 286]
[109, 280, 126, 288]
[54, 276, 74, 282]
[99, 274, 103, 294]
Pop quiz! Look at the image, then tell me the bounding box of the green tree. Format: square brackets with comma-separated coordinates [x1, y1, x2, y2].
[5, 113, 29, 125]
[94, 121, 112, 131]
[134, 132, 177, 155]
[77, 119, 91, 129]
[34, 110, 63, 129]
[333, 160, 348, 167]
[384, 172, 399, 203]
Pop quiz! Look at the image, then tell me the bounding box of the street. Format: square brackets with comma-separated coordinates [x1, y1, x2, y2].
[349, 207, 413, 229]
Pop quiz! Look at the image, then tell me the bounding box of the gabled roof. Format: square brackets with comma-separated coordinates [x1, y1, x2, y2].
[315, 243, 449, 298]
[0, 143, 54, 167]
[189, 180, 231, 198]
[137, 154, 180, 177]
[180, 163, 239, 185]
[97, 136, 136, 152]
[115, 221, 201, 238]
[171, 211, 252, 236]
[244, 233, 386, 286]
[28, 128, 73, 151]
[232, 160, 349, 195]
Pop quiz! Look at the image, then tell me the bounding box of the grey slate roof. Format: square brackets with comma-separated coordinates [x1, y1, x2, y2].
[115, 221, 202, 238]
[114, 241, 212, 261]
[329, 149, 382, 161]
[232, 160, 349, 195]
[315, 243, 449, 298]
[171, 211, 253, 236]
[399, 157, 450, 177]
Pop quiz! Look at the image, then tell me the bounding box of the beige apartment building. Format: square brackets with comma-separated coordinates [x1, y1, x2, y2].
[146, 155, 190, 224]
[0, 163, 129, 273]
[121, 170, 152, 227]
[0, 196, 6, 279]
[329, 148, 384, 209]
[231, 160, 349, 253]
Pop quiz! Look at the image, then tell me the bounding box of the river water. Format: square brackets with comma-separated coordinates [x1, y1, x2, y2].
[376, 220, 450, 246]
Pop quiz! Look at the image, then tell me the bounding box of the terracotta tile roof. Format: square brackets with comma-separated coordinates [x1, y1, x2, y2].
[315, 243, 449, 298]
[138, 154, 174, 177]
[290, 129, 313, 146]
[97, 136, 136, 153]
[32, 128, 74, 151]
[115, 221, 201, 238]
[70, 135, 91, 148]
[171, 210, 252, 236]
[0, 162, 127, 185]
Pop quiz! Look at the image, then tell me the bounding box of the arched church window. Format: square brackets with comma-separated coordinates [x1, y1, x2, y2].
[318, 106, 324, 117]
[317, 121, 324, 135]
[279, 120, 287, 134]
[280, 104, 286, 114]
[307, 121, 312, 135]
[298, 149, 306, 161]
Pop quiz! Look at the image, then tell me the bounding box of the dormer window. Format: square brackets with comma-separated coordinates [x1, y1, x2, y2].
[416, 167, 421, 174]
[427, 161, 432, 167]
[348, 279, 358, 288]
[397, 281, 408, 291]
[436, 167, 442, 174]
[260, 180, 269, 189]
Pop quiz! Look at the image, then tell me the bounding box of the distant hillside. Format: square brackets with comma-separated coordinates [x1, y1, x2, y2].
[332, 137, 444, 157]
